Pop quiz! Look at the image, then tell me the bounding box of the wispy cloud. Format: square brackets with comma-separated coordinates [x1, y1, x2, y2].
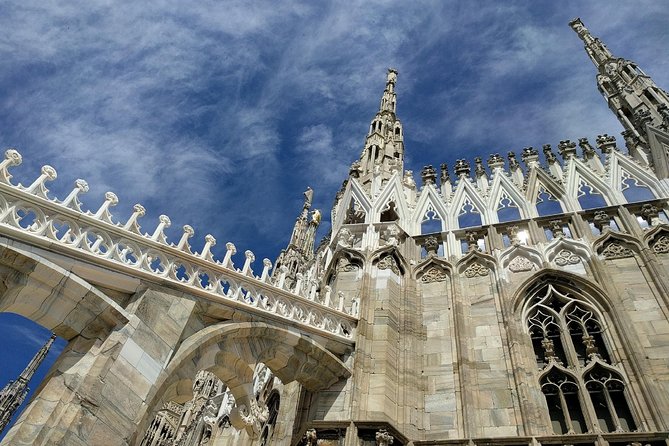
[0, 0, 667, 265]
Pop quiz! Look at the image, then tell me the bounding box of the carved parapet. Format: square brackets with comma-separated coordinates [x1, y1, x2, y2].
[0, 150, 357, 342]
[421, 164, 437, 185]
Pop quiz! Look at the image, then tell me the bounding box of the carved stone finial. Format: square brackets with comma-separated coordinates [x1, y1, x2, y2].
[105, 191, 119, 206]
[578, 137, 596, 159]
[349, 161, 361, 178]
[543, 144, 557, 164]
[507, 151, 519, 169]
[465, 231, 479, 251]
[641, 203, 660, 226]
[521, 147, 539, 166]
[634, 108, 652, 128]
[593, 210, 610, 232]
[421, 164, 437, 185]
[474, 157, 485, 177]
[596, 134, 616, 153]
[4, 149, 22, 166]
[454, 159, 471, 177]
[557, 140, 577, 160]
[440, 163, 450, 184]
[487, 153, 504, 170]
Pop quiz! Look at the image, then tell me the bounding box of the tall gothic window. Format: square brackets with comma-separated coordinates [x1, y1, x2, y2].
[523, 281, 637, 434]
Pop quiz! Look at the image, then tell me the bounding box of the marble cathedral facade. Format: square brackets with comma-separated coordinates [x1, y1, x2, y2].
[2, 17, 669, 446]
[137, 18, 669, 445]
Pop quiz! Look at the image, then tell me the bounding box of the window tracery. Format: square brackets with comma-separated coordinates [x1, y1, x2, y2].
[523, 283, 637, 434]
[497, 192, 522, 222]
[577, 178, 608, 209]
[536, 187, 564, 216]
[621, 170, 655, 202]
[458, 198, 482, 228]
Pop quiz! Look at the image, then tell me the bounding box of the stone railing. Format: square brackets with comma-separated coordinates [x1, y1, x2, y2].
[0, 149, 356, 341]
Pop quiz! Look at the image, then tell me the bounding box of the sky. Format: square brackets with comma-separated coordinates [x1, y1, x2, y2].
[0, 0, 668, 436]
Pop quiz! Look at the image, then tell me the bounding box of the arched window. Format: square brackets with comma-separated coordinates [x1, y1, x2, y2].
[536, 188, 563, 216]
[540, 368, 587, 434]
[420, 205, 442, 234]
[458, 198, 482, 228]
[621, 171, 655, 202]
[577, 178, 607, 209]
[497, 192, 522, 223]
[523, 281, 638, 434]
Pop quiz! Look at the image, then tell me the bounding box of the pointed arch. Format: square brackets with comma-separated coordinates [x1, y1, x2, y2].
[488, 171, 531, 223]
[413, 184, 449, 235]
[450, 180, 487, 229]
[525, 166, 570, 214]
[333, 178, 372, 229]
[413, 255, 453, 282]
[456, 250, 496, 277]
[564, 158, 616, 209]
[370, 245, 409, 276]
[514, 272, 640, 434]
[592, 231, 641, 259]
[499, 244, 544, 275]
[544, 237, 592, 271]
[608, 151, 666, 201]
[372, 173, 409, 225]
[323, 248, 365, 285]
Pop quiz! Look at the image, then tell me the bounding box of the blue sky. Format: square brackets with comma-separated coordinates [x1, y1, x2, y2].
[0, 0, 668, 436]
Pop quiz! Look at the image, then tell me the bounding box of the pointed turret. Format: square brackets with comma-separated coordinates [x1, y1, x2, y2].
[273, 188, 321, 288]
[570, 18, 669, 175]
[0, 334, 56, 433]
[356, 69, 405, 191]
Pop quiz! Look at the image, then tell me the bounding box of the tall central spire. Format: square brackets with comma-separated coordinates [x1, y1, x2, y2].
[351, 68, 405, 192]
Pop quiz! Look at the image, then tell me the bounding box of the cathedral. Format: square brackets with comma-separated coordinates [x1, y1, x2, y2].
[1, 17, 669, 446]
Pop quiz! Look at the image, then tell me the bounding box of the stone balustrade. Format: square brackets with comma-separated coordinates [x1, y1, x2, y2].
[0, 149, 356, 341]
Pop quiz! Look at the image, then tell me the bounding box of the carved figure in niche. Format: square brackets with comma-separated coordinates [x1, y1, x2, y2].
[376, 429, 394, 446]
[549, 220, 565, 238]
[336, 256, 359, 273]
[508, 255, 534, 273]
[601, 242, 634, 259]
[337, 228, 355, 248]
[423, 235, 439, 256]
[554, 249, 581, 266]
[377, 254, 400, 275]
[464, 262, 489, 278]
[382, 223, 401, 246]
[652, 235, 669, 254]
[421, 266, 447, 283]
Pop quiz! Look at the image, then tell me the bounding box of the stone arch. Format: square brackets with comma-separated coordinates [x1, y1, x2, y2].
[136, 321, 350, 444]
[510, 269, 614, 316]
[544, 237, 592, 273]
[0, 240, 128, 340]
[499, 244, 544, 277]
[369, 246, 408, 276]
[413, 255, 453, 282]
[592, 231, 641, 259]
[455, 250, 496, 278]
[644, 224, 669, 253]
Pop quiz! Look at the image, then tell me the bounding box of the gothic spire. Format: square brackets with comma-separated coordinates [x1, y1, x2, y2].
[273, 188, 320, 288]
[569, 18, 614, 67]
[354, 68, 405, 191]
[0, 334, 56, 433]
[570, 18, 669, 176]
